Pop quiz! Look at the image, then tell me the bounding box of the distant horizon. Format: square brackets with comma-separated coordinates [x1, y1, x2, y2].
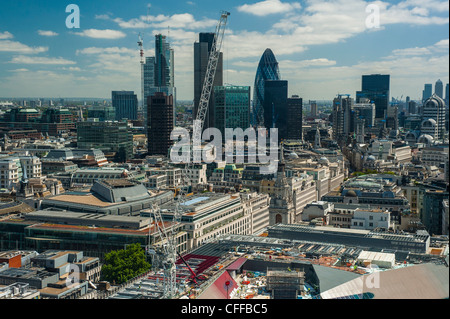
[0, 0, 448, 101]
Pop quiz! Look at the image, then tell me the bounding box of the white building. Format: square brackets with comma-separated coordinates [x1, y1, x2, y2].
[0, 158, 22, 189]
[421, 94, 446, 140]
[351, 208, 391, 230]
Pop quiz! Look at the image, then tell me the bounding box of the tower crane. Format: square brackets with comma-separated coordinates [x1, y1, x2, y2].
[148, 11, 230, 299]
[138, 33, 145, 119]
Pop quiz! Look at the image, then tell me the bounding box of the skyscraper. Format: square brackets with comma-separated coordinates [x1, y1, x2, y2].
[263, 80, 288, 141]
[435, 79, 443, 99]
[332, 94, 354, 144]
[421, 94, 446, 140]
[143, 35, 176, 129]
[287, 95, 303, 140]
[253, 49, 281, 127]
[112, 91, 138, 121]
[214, 86, 250, 138]
[194, 32, 223, 130]
[445, 83, 449, 106]
[147, 92, 174, 156]
[356, 74, 389, 120]
[422, 84, 433, 103]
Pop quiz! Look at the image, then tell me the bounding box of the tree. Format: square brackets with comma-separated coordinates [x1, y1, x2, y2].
[101, 243, 151, 285]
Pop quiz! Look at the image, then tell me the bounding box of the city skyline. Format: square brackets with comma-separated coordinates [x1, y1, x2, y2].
[0, 0, 448, 101]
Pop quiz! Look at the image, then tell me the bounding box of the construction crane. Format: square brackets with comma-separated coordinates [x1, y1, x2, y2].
[138, 33, 145, 119]
[148, 11, 230, 299]
[193, 11, 230, 145]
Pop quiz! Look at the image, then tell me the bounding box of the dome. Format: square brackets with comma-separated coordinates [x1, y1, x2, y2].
[288, 152, 299, 159]
[346, 190, 357, 197]
[366, 155, 376, 162]
[318, 157, 329, 164]
[418, 134, 434, 145]
[423, 94, 445, 109]
[421, 118, 437, 128]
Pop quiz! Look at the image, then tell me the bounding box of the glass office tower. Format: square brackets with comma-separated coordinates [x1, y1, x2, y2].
[356, 74, 390, 120]
[214, 86, 250, 137]
[253, 49, 281, 127]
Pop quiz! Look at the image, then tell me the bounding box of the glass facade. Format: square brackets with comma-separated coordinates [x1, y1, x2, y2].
[252, 49, 281, 127]
[112, 91, 138, 121]
[77, 121, 133, 162]
[356, 74, 390, 120]
[214, 86, 250, 137]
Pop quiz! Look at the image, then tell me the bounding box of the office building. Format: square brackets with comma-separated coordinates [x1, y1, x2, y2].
[286, 95, 303, 140]
[77, 120, 133, 162]
[88, 105, 115, 121]
[435, 79, 443, 99]
[194, 33, 224, 130]
[112, 91, 138, 121]
[332, 94, 354, 143]
[147, 92, 174, 156]
[214, 85, 250, 138]
[422, 83, 433, 103]
[445, 83, 449, 106]
[421, 189, 449, 235]
[421, 94, 446, 140]
[143, 35, 176, 128]
[253, 49, 281, 127]
[356, 74, 390, 120]
[263, 80, 288, 141]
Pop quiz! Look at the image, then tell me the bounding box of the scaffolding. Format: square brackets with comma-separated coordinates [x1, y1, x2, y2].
[266, 268, 305, 299]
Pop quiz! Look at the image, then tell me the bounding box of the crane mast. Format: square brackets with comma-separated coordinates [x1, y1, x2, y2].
[193, 11, 230, 145]
[149, 11, 230, 299]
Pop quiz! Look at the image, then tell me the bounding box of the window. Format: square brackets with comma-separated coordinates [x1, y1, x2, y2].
[369, 223, 373, 227]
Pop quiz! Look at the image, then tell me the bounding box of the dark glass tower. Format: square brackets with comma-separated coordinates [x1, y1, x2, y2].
[356, 74, 390, 120]
[287, 95, 303, 140]
[194, 32, 223, 130]
[253, 49, 281, 127]
[263, 80, 288, 142]
[147, 92, 174, 156]
[112, 91, 138, 121]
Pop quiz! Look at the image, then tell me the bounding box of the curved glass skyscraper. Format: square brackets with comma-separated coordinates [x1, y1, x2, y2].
[252, 48, 281, 126]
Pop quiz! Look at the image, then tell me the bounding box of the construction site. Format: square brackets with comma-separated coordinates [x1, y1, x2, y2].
[105, 10, 449, 301]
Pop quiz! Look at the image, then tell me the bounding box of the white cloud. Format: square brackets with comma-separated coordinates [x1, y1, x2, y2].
[0, 31, 14, 40]
[0, 40, 48, 54]
[237, 0, 301, 16]
[113, 13, 217, 30]
[37, 30, 59, 37]
[73, 29, 127, 39]
[9, 55, 76, 65]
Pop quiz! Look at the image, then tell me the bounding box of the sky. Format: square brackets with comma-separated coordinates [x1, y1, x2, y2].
[0, 0, 448, 102]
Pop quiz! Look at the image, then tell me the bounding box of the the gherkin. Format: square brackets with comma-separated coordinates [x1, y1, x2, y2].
[252, 48, 281, 127]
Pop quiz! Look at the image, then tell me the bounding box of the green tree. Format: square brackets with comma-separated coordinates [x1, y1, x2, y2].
[101, 243, 151, 285]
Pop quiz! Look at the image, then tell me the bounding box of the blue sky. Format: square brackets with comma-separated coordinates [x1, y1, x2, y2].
[0, 0, 448, 101]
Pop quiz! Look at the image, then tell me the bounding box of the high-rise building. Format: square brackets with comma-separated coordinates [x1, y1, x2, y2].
[253, 49, 281, 127]
[263, 80, 288, 141]
[77, 120, 133, 162]
[445, 83, 449, 106]
[332, 94, 354, 143]
[147, 92, 174, 156]
[143, 35, 176, 129]
[214, 86, 250, 138]
[309, 100, 317, 117]
[194, 33, 223, 130]
[112, 91, 138, 121]
[356, 74, 389, 120]
[421, 189, 449, 235]
[421, 94, 446, 140]
[286, 96, 303, 140]
[435, 79, 443, 99]
[422, 84, 433, 103]
[353, 101, 375, 128]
